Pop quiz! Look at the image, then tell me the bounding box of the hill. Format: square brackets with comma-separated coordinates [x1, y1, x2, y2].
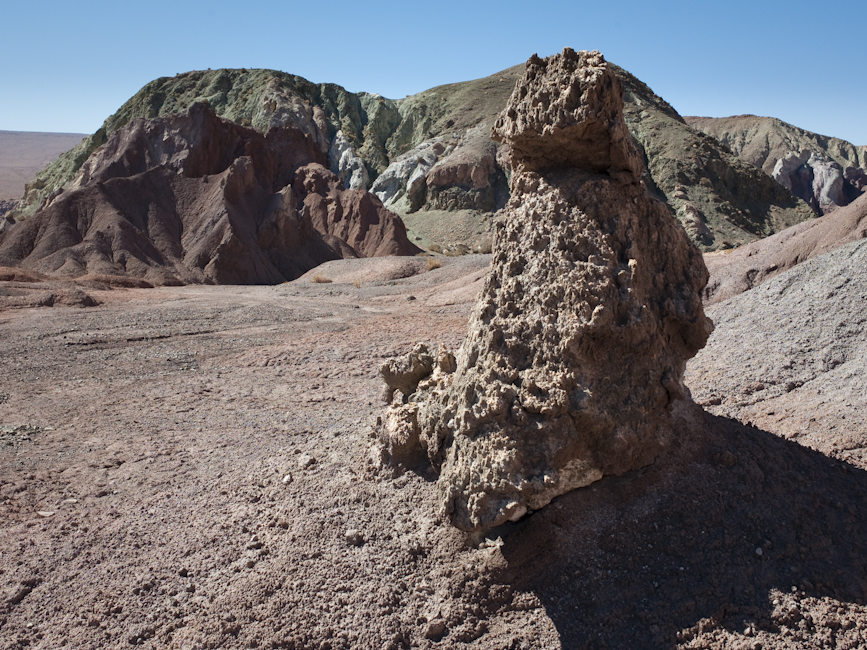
[0, 104, 419, 284]
[703, 191, 867, 304]
[686, 115, 867, 214]
[12, 63, 814, 252]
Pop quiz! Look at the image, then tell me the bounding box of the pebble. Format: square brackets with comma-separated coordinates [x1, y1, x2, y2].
[755, 547, 763, 556]
[345, 529, 364, 546]
[425, 620, 446, 639]
[297, 454, 316, 470]
[282, 473, 293, 484]
[36, 511, 55, 518]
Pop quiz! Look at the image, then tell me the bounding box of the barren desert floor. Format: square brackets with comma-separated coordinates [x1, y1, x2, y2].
[2, 255, 867, 649]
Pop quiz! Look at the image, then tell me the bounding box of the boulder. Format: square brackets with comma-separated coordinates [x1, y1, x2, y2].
[377, 49, 712, 532]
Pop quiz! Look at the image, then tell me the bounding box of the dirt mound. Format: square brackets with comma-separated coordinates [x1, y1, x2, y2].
[0, 104, 419, 285]
[378, 49, 712, 533]
[703, 190, 867, 304]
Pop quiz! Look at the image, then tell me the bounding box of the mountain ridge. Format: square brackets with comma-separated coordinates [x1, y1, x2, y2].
[11, 59, 821, 251]
[686, 114, 867, 214]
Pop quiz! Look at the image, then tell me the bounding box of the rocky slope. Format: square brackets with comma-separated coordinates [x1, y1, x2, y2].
[686, 115, 867, 214]
[14, 62, 814, 252]
[0, 104, 418, 285]
[687, 236, 867, 469]
[703, 191, 867, 304]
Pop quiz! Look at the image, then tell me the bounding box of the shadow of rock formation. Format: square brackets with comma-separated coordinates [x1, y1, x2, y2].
[486, 404, 867, 648]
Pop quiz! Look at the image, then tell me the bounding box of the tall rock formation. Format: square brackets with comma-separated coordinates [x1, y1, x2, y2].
[377, 49, 713, 532]
[0, 104, 419, 284]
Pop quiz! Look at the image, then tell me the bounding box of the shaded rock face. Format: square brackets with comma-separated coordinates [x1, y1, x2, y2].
[378, 49, 712, 532]
[0, 104, 419, 285]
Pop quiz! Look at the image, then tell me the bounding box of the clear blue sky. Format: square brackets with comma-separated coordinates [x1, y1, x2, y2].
[2, 0, 864, 144]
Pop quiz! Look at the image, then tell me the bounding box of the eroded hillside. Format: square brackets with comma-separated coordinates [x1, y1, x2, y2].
[12, 62, 815, 252]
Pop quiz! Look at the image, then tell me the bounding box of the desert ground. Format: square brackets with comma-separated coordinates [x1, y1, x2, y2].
[0, 131, 86, 201]
[2, 251, 866, 650]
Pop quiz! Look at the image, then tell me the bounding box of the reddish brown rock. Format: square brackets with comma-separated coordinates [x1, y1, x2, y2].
[294, 164, 418, 258]
[0, 104, 419, 285]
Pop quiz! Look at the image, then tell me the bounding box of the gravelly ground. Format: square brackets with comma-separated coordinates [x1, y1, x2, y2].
[2, 252, 866, 649]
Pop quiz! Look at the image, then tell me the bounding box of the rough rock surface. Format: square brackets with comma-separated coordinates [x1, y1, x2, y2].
[0, 104, 419, 285]
[295, 163, 418, 259]
[378, 49, 712, 532]
[424, 126, 509, 213]
[370, 139, 442, 213]
[0, 199, 17, 223]
[686, 115, 867, 214]
[703, 190, 867, 304]
[328, 130, 369, 190]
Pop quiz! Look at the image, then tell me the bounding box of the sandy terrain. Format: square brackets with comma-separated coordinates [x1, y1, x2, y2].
[2, 254, 867, 649]
[0, 131, 86, 200]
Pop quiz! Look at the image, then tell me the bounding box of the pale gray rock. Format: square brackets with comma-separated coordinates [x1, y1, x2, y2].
[328, 130, 370, 190]
[378, 48, 712, 532]
[371, 140, 443, 212]
[773, 151, 848, 213]
[807, 152, 847, 212]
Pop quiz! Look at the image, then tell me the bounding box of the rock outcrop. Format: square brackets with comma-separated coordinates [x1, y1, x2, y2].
[377, 49, 712, 532]
[0, 104, 419, 285]
[686, 115, 867, 215]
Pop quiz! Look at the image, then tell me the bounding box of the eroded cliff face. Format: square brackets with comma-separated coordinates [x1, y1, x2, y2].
[377, 49, 713, 532]
[0, 104, 419, 285]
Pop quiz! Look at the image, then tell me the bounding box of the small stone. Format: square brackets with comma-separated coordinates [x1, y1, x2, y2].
[345, 529, 364, 546]
[282, 473, 293, 484]
[297, 454, 316, 470]
[406, 295, 416, 301]
[36, 511, 55, 518]
[755, 547, 763, 556]
[424, 620, 446, 640]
